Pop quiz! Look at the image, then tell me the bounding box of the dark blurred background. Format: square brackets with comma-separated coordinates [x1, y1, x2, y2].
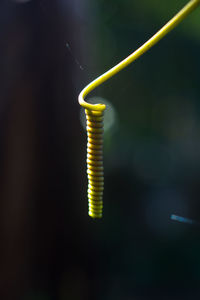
[0, 0, 200, 299]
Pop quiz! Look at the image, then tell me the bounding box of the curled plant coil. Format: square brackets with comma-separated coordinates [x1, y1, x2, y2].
[86, 109, 105, 218]
[78, 0, 200, 219]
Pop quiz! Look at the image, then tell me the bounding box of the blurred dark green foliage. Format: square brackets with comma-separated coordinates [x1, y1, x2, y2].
[84, 1, 200, 299]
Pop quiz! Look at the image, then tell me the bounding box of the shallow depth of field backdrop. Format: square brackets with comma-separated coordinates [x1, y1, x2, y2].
[0, 0, 200, 299]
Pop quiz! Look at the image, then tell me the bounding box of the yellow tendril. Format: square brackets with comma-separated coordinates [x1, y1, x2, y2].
[78, 0, 200, 219]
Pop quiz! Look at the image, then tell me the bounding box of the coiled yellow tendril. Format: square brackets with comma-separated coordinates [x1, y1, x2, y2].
[86, 109, 104, 218]
[78, 0, 200, 219]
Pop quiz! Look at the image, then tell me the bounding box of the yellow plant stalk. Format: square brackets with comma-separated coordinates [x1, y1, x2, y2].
[78, 0, 200, 219]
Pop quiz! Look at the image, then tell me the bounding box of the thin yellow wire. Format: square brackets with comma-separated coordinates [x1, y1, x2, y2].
[78, 0, 200, 109]
[79, 0, 200, 219]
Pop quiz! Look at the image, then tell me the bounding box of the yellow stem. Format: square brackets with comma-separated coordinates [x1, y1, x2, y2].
[78, 0, 200, 110]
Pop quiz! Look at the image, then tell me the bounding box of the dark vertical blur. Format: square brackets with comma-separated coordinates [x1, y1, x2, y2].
[0, 0, 91, 299]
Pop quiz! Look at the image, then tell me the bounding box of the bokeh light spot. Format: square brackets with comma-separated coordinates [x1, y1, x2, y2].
[80, 97, 117, 133]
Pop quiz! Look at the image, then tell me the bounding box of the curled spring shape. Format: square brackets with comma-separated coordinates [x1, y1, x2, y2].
[78, 0, 200, 219]
[86, 109, 104, 218]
